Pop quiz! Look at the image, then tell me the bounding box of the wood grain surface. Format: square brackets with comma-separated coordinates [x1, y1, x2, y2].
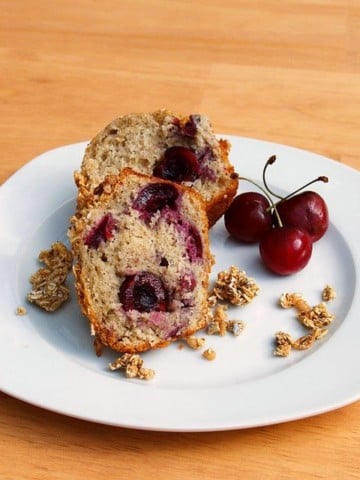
[1, 1, 359, 478]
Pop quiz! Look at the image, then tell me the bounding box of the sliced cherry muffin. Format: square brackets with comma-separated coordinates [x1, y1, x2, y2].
[69, 169, 213, 353]
[75, 110, 238, 226]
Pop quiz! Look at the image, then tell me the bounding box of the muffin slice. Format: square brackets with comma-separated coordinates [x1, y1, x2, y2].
[69, 169, 213, 353]
[75, 109, 238, 226]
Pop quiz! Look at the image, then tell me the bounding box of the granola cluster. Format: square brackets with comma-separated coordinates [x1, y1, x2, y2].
[211, 265, 259, 306]
[27, 242, 73, 312]
[274, 286, 336, 357]
[109, 354, 155, 380]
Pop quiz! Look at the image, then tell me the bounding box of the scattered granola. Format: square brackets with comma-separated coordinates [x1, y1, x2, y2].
[297, 302, 335, 329]
[15, 306, 27, 316]
[207, 305, 228, 336]
[27, 242, 73, 312]
[322, 284, 336, 302]
[273, 332, 293, 357]
[202, 348, 216, 361]
[212, 265, 259, 306]
[275, 288, 335, 357]
[109, 353, 155, 380]
[186, 336, 206, 349]
[227, 320, 246, 336]
[206, 303, 246, 337]
[279, 292, 310, 313]
[274, 328, 329, 357]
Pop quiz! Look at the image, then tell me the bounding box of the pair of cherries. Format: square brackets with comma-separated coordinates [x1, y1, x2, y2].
[224, 156, 329, 275]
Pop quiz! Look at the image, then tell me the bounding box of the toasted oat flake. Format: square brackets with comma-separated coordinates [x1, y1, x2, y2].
[16, 306, 27, 316]
[322, 285, 336, 302]
[212, 265, 259, 306]
[202, 348, 216, 361]
[291, 333, 316, 350]
[312, 328, 329, 340]
[109, 353, 155, 380]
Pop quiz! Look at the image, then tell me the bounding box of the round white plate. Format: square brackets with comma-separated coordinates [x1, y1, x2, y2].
[0, 136, 359, 432]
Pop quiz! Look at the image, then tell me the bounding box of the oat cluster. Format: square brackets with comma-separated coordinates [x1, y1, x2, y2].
[27, 242, 73, 312]
[109, 353, 155, 380]
[274, 286, 336, 357]
[212, 265, 259, 306]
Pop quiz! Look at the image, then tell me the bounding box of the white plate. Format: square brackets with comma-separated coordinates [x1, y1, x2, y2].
[0, 136, 359, 432]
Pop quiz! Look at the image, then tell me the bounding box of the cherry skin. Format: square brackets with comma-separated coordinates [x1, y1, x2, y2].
[224, 192, 273, 243]
[119, 272, 169, 312]
[276, 191, 329, 242]
[153, 146, 200, 182]
[259, 226, 313, 275]
[84, 213, 117, 249]
[132, 182, 179, 222]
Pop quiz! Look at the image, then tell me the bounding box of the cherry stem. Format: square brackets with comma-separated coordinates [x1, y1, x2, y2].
[262, 155, 284, 200]
[275, 176, 329, 205]
[238, 176, 283, 227]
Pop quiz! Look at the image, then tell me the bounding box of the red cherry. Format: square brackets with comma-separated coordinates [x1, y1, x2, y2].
[259, 226, 313, 275]
[132, 182, 179, 222]
[153, 146, 200, 182]
[84, 213, 117, 249]
[224, 192, 273, 243]
[276, 191, 329, 242]
[119, 272, 169, 312]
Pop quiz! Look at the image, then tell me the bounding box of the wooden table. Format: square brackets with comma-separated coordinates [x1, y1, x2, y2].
[1, 1, 359, 478]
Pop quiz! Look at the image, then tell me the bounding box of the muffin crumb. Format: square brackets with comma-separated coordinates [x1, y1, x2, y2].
[202, 348, 216, 361]
[15, 306, 27, 316]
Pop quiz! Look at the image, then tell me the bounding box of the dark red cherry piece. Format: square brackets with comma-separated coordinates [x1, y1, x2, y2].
[224, 192, 273, 243]
[84, 213, 117, 249]
[153, 146, 200, 182]
[119, 272, 169, 313]
[133, 183, 179, 221]
[259, 226, 313, 275]
[182, 114, 201, 137]
[276, 191, 329, 242]
[185, 225, 203, 262]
